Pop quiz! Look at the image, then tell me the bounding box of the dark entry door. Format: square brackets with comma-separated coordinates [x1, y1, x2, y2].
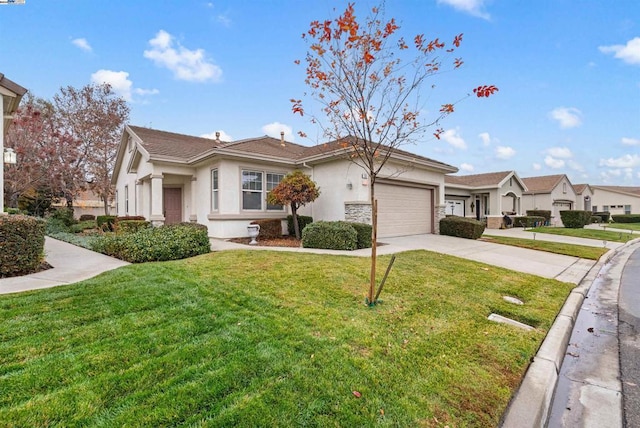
[163, 188, 182, 225]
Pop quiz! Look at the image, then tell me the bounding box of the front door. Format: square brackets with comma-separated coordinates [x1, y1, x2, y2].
[163, 188, 182, 225]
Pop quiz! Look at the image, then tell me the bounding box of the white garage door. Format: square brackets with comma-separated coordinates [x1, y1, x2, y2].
[376, 183, 433, 237]
[445, 199, 464, 216]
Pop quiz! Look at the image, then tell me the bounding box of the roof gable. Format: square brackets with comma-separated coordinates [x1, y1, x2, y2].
[522, 174, 568, 194]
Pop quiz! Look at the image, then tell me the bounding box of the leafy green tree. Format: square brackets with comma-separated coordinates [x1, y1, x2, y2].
[267, 170, 320, 239]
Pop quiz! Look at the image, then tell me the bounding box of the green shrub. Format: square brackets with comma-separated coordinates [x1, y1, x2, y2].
[91, 223, 210, 263]
[116, 215, 146, 222]
[611, 214, 640, 223]
[560, 210, 592, 228]
[439, 216, 485, 239]
[0, 215, 46, 277]
[302, 221, 357, 250]
[287, 215, 313, 236]
[526, 210, 551, 223]
[590, 216, 602, 224]
[46, 217, 71, 234]
[97, 215, 116, 232]
[594, 212, 610, 222]
[79, 214, 96, 221]
[69, 220, 98, 233]
[4, 207, 22, 215]
[250, 219, 282, 239]
[343, 221, 372, 249]
[50, 207, 76, 227]
[116, 220, 151, 234]
[513, 216, 545, 228]
[48, 231, 97, 249]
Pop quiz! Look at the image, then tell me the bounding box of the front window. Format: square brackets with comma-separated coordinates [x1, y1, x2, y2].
[603, 205, 609, 212]
[115, 190, 119, 214]
[563, 182, 567, 194]
[241, 170, 285, 211]
[124, 185, 129, 215]
[625, 205, 631, 215]
[211, 169, 219, 211]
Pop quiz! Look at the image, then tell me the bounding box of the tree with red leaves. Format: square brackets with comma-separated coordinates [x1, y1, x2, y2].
[267, 170, 320, 239]
[54, 83, 129, 214]
[294, 3, 497, 305]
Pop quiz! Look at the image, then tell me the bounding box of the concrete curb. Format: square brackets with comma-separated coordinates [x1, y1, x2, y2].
[499, 238, 639, 428]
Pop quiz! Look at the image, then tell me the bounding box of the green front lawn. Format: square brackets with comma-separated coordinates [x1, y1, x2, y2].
[528, 226, 635, 243]
[599, 223, 640, 232]
[481, 235, 608, 260]
[0, 250, 574, 427]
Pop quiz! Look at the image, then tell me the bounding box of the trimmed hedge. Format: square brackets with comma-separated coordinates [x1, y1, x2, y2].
[611, 214, 640, 223]
[343, 221, 372, 249]
[590, 216, 602, 224]
[525, 210, 551, 223]
[116, 220, 151, 234]
[594, 212, 611, 222]
[287, 215, 313, 236]
[302, 221, 358, 250]
[559, 210, 592, 228]
[50, 208, 76, 227]
[91, 223, 210, 263]
[439, 216, 485, 239]
[514, 216, 545, 228]
[97, 215, 116, 232]
[79, 214, 96, 221]
[250, 219, 282, 239]
[0, 215, 46, 278]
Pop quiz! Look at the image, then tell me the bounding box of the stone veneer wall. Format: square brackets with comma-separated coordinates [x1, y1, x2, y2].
[345, 202, 372, 224]
[434, 204, 446, 234]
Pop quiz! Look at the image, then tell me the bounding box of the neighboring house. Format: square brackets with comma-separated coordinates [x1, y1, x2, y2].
[590, 186, 640, 216]
[572, 183, 594, 212]
[111, 125, 458, 238]
[521, 174, 577, 226]
[1, 73, 27, 214]
[52, 190, 115, 218]
[444, 170, 527, 229]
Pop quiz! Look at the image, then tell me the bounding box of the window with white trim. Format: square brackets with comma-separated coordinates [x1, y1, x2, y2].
[115, 190, 119, 214]
[241, 170, 285, 211]
[625, 205, 631, 215]
[211, 169, 219, 211]
[124, 185, 129, 215]
[603, 205, 609, 212]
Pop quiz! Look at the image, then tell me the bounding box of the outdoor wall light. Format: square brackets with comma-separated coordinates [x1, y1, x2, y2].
[3, 148, 16, 165]
[346, 181, 353, 189]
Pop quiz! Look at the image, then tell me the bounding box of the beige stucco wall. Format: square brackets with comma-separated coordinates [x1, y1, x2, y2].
[575, 188, 594, 211]
[591, 188, 639, 215]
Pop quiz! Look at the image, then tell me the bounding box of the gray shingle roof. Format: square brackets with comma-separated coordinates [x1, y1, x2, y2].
[445, 171, 513, 187]
[522, 174, 567, 194]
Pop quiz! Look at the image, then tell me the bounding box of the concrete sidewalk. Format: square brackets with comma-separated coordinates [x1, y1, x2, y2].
[0, 237, 129, 295]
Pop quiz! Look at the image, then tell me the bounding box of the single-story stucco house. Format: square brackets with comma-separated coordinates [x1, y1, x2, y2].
[444, 170, 527, 229]
[572, 183, 593, 212]
[521, 174, 577, 226]
[589, 185, 640, 215]
[111, 125, 458, 238]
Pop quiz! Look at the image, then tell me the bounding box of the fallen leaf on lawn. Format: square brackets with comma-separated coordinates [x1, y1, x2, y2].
[380, 408, 385, 416]
[352, 390, 362, 398]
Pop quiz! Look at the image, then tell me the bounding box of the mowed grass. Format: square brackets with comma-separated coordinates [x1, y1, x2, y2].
[598, 223, 640, 232]
[481, 235, 608, 260]
[0, 250, 574, 427]
[528, 226, 635, 243]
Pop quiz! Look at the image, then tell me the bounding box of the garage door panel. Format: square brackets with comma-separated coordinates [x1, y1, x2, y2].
[376, 184, 432, 237]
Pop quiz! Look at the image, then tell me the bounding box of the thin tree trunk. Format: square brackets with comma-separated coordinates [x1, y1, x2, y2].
[369, 181, 377, 305]
[292, 204, 301, 240]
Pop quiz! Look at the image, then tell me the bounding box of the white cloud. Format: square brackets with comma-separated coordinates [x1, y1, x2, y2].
[201, 130, 232, 141]
[533, 163, 542, 171]
[568, 159, 584, 172]
[90, 69, 158, 102]
[437, 0, 490, 20]
[495, 146, 515, 160]
[441, 128, 467, 150]
[544, 155, 565, 169]
[549, 107, 582, 129]
[478, 132, 491, 146]
[599, 154, 640, 168]
[72, 38, 92, 52]
[460, 163, 474, 172]
[144, 30, 222, 82]
[622, 137, 640, 146]
[545, 147, 572, 158]
[599, 37, 640, 65]
[262, 122, 294, 141]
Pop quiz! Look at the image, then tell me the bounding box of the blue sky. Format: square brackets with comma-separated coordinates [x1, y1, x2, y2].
[1, 0, 639, 185]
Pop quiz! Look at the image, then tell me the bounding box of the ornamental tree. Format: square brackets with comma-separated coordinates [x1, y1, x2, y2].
[266, 170, 320, 239]
[293, 3, 497, 305]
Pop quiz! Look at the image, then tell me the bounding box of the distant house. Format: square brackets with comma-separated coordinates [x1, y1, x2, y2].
[444, 170, 527, 229]
[1, 73, 27, 215]
[52, 190, 115, 218]
[590, 186, 640, 216]
[111, 125, 458, 238]
[572, 183, 594, 212]
[521, 174, 577, 226]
